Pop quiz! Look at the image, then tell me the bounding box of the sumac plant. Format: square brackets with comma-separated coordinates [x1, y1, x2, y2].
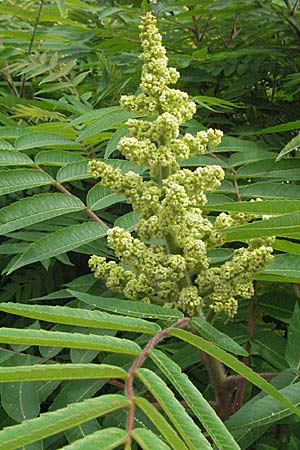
[0, 11, 300, 450]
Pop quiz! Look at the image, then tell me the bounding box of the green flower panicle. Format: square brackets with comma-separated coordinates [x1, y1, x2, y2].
[88, 12, 273, 319]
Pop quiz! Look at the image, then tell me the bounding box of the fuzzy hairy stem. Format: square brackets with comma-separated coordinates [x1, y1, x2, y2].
[201, 352, 233, 419]
[124, 317, 189, 449]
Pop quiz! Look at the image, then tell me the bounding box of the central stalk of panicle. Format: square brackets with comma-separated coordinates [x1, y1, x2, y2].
[88, 13, 273, 319]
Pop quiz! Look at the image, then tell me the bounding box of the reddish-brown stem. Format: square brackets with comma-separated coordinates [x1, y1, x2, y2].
[226, 14, 238, 47]
[234, 282, 257, 411]
[198, 14, 213, 44]
[0, 38, 19, 97]
[108, 379, 125, 389]
[35, 164, 107, 227]
[230, 168, 242, 202]
[124, 317, 189, 449]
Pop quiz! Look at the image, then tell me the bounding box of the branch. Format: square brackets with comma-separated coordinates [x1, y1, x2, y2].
[35, 164, 107, 227]
[20, 0, 45, 97]
[124, 317, 189, 449]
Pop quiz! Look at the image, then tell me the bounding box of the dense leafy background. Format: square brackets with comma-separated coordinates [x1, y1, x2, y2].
[1, 1, 300, 449]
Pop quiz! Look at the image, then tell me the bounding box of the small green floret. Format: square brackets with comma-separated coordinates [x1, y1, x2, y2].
[88, 12, 273, 318]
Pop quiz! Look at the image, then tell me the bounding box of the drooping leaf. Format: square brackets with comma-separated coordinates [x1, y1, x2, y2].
[8, 222, 108, 274]
[0, 302, 160, 334]
[0, 395, 129, 449]
[0, 193, 85, 235]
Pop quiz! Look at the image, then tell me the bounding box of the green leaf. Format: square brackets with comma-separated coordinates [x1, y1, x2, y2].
[214, 136, 271, 153]
[0, 328, 141, 355]
[115, 211, 139, 231]
[191, 317, 247, 356]
[223, 212, 300, 241]
[0, 150, 34, 166]
[240, 182, 300, 199]
[228, 150, 275, 167]
[79, 110, 137, 141]
[132, 428, 171, 450]
[0, 395, 129, 450]
[286, 304, 300, 369]
[137, 368, 212, 450]
[258, 292, 296, 323]
[60, 427, 127, 449]
[87, 184, 125, 211]
[1, 381, 40, 423]
[68, 106, 122, 127]
[276, 134, 300, 161]
[56, 161, 92, 183]
[0, 127, 28, 139]
[258, 254, 300, 283]
[0, 139, 14, 150]
[35, 150, 84, 166]
[169, 328, 300, 418]
[0, 193, 85, 235]
[150, 350, 240, 450]
[226, 381, 300, 431]
[135, 397, 189, 450]
[206, 200, 300, 216]
[252, 330, 288, 371]
[8, 222, 108, 274]
[235, 159, 300, 180]
[0, 302, 161, 334]
[15, 132, 80, 150]
[0, 169, 54, 195]
[105, 125, 128, 158]
[255, 121, 300, 134]
[0, 364, 126, 382]
[68, 290, 184, 320]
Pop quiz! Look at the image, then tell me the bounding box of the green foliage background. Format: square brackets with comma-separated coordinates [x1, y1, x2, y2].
[1, 1, 300, 449]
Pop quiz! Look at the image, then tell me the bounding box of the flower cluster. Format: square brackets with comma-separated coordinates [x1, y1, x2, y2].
[88, 12, 273, 318]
